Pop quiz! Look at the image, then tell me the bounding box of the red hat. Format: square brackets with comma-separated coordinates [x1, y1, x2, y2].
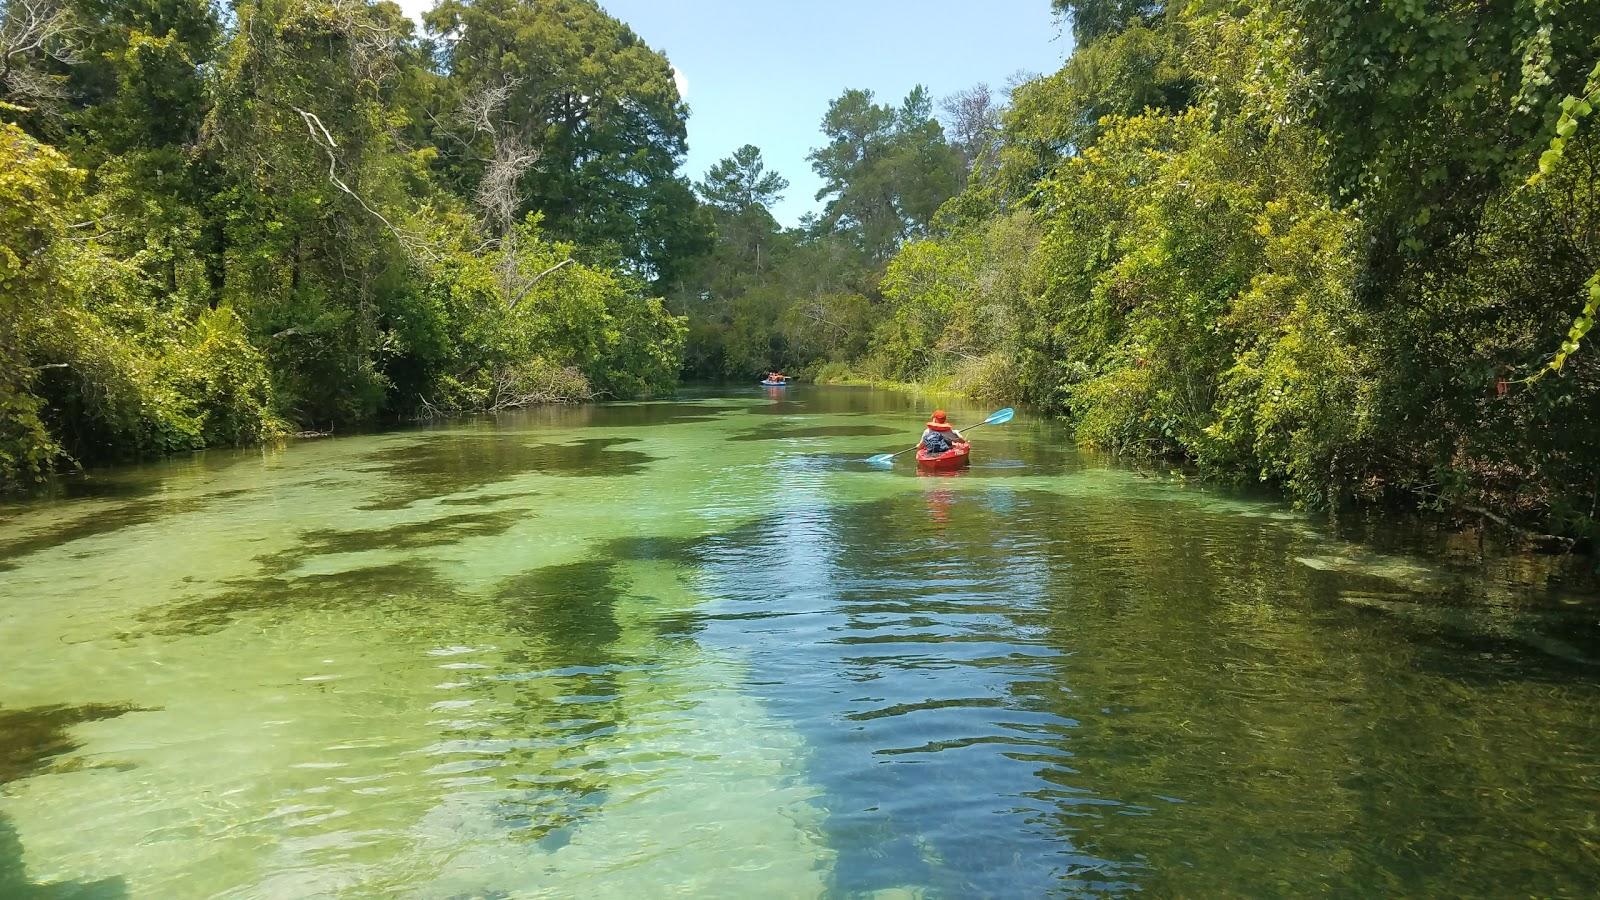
[926, 409, 953, 432]
[931, 410, 947, 422]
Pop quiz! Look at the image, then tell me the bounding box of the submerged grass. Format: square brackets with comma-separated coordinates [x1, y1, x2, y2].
[359, 437, 653, 510]
[0, 703, 147, 786]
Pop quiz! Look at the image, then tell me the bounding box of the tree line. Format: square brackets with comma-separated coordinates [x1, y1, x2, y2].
[674, 0, 1600, 540]
[1, 0, 694, 487]
[4, 0, 1598, 540]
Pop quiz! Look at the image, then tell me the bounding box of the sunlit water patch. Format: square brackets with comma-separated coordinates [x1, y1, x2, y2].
[1, 386, 1597, 896]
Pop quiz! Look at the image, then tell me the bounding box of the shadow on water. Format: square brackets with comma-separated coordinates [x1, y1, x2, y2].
[129, 502, 529, 636]
[457, 560, 636, 844]
[0, 444, 256, 509]
[358, 437, 653, 510]
[127, 510, 694, 649]
[134, 560, 464, 637]
[0, 490, 254, 573]
[0, 704, 146, 787]
[437, 491, 536, 507]
[0, 817, 127, 899]
[397, 542, 708, 848]
[736, 382, 947, 418]
[496, 561, 626, 671]
[275, 510, 527, 563]
[0, 445, 266, 567]
[445, 399, 743, 432]
[1, 703, 144, 898]
[571, 401, 741, 427]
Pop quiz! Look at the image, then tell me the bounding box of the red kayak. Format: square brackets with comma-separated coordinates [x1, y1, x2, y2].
[916, 442, 970, 471]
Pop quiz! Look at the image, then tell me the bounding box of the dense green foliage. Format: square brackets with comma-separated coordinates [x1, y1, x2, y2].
[674, 0, 1599, 538]
[0, 0, 690, 486]
[890, 0, 1600, 536]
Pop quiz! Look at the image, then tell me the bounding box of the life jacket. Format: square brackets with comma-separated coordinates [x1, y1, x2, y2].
[925, 421, 953, 432]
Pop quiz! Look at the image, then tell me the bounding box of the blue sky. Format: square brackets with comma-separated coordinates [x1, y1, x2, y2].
[399, 1, 1073, 226]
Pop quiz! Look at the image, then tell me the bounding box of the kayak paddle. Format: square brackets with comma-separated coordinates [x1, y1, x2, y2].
[866, 407, 1015, 465]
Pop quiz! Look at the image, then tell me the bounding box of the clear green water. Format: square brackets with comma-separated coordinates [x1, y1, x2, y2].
[2, 385, 1598, 897]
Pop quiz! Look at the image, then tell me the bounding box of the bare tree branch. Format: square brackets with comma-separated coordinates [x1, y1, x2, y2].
[290, 105, 438, 262]
[475, 132, 540, 236]
[507, 257, 574, 309]
[0, 0, 81, 110]
[458, 75, 521, 136]
[940, 83, 1003, 172]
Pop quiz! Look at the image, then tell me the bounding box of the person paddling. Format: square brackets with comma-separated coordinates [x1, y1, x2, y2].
[920, 409, 966, 454]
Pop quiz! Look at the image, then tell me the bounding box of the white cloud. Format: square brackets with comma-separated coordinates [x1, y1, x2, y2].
[672, 66, 688, 99]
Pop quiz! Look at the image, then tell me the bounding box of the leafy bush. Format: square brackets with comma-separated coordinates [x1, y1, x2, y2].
[0, 122, 77, 483]
[812, 361, 857, 384]
[164, 307, 283, 446]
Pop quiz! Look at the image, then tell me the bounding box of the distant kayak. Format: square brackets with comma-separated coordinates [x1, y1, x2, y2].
[760, 379, 789, 386]
[916, 442, 970, 470]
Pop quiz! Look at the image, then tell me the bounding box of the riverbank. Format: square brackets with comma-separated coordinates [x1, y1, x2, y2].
[811, 365, 1595, 551]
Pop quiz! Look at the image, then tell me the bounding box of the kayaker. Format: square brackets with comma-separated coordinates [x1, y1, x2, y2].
[920, 410, 965, 454]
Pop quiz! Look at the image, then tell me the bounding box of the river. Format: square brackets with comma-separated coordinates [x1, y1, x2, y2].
[1, 385, 1597, 897]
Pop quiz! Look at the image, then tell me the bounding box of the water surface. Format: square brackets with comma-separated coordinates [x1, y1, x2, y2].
[2, 386, 1597, 897]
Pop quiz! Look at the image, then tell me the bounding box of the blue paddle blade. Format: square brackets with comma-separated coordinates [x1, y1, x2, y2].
[866, 453, 895, 465]
[984, 407, 1015, 425]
